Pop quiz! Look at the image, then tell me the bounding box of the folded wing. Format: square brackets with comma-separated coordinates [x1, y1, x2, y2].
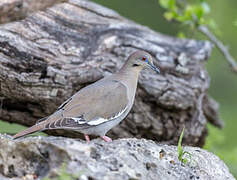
[43, 79, 129, 130]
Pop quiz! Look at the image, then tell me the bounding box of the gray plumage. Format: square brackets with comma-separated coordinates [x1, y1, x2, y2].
[13, 50, 160, 142]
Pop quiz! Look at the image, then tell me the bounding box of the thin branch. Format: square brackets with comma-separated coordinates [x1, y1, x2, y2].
[198, 25, 237, 73]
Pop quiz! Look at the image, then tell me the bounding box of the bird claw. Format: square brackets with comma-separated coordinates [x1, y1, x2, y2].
[84, 135, 112, 143]
[101, 136, 112, 142]
[84, 134, 90, 143]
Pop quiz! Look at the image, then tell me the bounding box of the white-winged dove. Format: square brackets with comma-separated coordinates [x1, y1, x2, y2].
[13, 51, 160, 142]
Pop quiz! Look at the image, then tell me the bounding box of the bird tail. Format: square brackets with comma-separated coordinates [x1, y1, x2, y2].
[12, 123, 45, 140]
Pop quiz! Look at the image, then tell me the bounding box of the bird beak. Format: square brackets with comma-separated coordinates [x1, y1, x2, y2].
[149, 63, 160, 74]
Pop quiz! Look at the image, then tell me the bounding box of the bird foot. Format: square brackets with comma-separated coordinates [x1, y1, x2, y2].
[84, 134, 90, 143]
[101, 136, 112, 142]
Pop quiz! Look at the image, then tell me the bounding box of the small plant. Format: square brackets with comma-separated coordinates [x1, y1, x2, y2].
[177, 127, 192, 164]
[158, 0, 216, 34]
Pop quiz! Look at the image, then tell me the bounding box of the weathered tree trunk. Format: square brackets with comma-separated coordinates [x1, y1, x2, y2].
[0, 0, 222, 146]
[0, 0, 66, 24]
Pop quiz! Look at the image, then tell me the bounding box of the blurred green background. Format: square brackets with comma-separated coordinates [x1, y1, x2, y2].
[0, 0, 236, 177]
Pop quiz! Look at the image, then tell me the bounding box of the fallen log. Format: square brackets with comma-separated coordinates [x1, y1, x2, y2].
[0, 0, 222, 146]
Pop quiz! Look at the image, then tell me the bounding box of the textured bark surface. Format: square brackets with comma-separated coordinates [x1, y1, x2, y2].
[0, 0, 222, 146]
[0, 0, 67, 24]
[0, 135, 234, 180]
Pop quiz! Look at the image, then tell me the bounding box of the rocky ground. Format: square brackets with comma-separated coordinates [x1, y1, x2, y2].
[0, 134, 234, 180]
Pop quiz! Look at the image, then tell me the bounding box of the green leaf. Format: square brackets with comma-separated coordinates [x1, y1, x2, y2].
[159, 0, 170, 9]
[168, 0, 176, 10]
[181, 5, 194, 21]
[182, 158, 188, 164]
[177, 32, 186, 38]
[176, 15, 190, 23]
[159, 0, 176, 10]
[199, 17, 206, 25]
[164, 11, 174, 21]
[194, 5, 205, 20]
[178, 127, 185, 161]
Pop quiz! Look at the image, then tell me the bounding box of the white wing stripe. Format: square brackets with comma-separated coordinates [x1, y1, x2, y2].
[87, 117, 108, 126]
[71, 117, 86, 124]
[87, 108, 127, 126]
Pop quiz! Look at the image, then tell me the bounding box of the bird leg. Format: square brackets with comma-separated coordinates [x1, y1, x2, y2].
[101, 136, 112, 142]
[84, 134, 90, 143]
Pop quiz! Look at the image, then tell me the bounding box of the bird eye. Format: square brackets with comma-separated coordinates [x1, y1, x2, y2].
[142, 57, 147, 61]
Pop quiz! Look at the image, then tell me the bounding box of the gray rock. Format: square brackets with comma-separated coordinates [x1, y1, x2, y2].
[0, 134, 234, 180]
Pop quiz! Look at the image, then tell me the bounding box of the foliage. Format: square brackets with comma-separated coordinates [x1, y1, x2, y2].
[158, 0, 237, 73]
[177, 127, 192, 164]
[158, 0, 217, 31]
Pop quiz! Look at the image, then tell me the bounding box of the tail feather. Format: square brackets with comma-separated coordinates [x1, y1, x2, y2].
[13, 123, 45, 139]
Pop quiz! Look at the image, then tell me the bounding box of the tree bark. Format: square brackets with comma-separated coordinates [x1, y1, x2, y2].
[0, 0, 222, 146]
[0, 0, 66, 24]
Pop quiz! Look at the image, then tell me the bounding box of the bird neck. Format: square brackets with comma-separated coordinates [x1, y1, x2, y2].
[117, 64, 142, 83]
[113, 65, 142, 104]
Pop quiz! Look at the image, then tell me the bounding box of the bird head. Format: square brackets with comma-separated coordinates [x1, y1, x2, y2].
[127, 51, 160, 74]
